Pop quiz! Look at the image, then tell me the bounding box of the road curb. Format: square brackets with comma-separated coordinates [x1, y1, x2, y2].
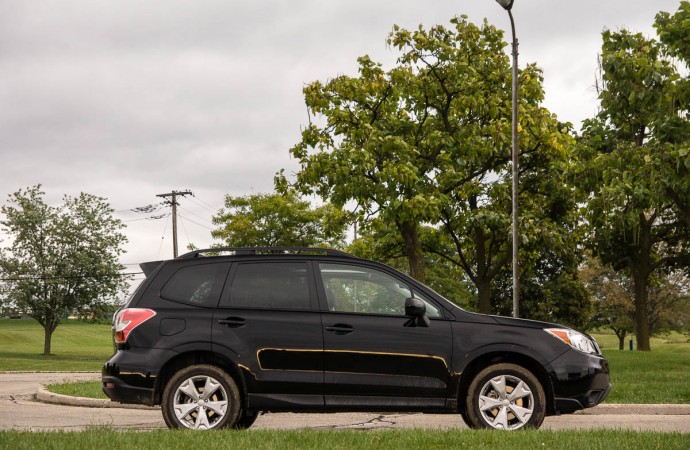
[581, 403, 690, 415]
[36, 385, 159, 410]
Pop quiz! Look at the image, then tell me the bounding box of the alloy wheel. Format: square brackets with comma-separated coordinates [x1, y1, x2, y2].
[172, 375, 228, 429]
[477, 374, 534, 430]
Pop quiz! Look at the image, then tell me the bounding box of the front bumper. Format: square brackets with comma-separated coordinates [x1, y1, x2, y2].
[549, 349, 611, 414]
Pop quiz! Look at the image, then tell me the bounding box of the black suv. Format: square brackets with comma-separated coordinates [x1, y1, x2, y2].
[102, 247, 610, 430]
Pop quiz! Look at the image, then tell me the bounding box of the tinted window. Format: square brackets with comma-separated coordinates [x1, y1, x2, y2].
[161, 263, 230, 307]
[319, 264, 411, 315]
[319, 263, 442, 318]
[228, 262, 311, 310]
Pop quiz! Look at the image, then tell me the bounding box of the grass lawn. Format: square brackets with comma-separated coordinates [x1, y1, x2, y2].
[0, 429, 688, 450]
[46, 379, 108, 399]
[0, 318, 113, 372]
[593, 331, 690, 404]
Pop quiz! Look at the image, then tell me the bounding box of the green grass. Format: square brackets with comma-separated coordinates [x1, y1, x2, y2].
[45, 380, 108, 399]
[592, 331, 690, 404]
[0, 429, 688, 449]
[0, 318, 113, 371]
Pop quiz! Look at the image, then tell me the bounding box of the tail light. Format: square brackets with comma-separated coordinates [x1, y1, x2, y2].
[114, 308, 156, 344]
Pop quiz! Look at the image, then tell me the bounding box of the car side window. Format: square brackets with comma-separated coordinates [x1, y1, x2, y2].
[160, 263, 230, 307]
[226, 262, 311, 310]
[319, 263, 414, 316]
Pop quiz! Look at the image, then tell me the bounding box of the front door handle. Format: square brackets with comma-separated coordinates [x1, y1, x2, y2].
[325, 323, 353, 335]
[218, 317, 246, 328]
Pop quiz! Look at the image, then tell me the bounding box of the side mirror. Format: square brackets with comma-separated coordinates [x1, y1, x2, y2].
[404, 297, 430, 327]
[405, 297, 426, 317]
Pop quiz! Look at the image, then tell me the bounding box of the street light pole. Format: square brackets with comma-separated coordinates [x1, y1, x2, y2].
[495, 0, 519, 318]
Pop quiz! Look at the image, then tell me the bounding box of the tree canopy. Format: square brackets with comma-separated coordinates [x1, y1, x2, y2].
[0, 186, 128, 355]
[211, 190, 346, 248]
[280, 16, 581, 316]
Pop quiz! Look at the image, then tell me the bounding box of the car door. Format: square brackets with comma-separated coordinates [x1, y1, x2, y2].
[211, 260, 324, 410]
[317, 262, 453, 409]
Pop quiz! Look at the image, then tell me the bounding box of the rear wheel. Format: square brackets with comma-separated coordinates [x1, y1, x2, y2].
[464, 363, 545, 430]
[162, 364, 241, 430]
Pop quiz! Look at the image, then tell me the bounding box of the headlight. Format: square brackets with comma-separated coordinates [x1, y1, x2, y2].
[545, 328, 598, 355]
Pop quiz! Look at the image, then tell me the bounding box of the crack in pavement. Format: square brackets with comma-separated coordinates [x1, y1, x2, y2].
[314, 413, 417, 430]
[1, 395, 32, 402]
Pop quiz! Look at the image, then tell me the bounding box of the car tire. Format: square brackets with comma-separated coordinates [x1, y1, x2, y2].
[464, 363, 545, 430]
[162, 364, 241, 430]
[234, 409, 260, 429]
[459, 409, 474, 428]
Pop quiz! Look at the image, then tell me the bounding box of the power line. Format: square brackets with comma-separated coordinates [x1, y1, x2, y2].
[178, 213, 213, 231]
[122, 213, 170, 223]
[179, 214, 191, 249]
[189, 194, 220, 213]
[115, 203, 165, 214]
[157, 213, 171, 260]
[0, 272, 143, 282]
[177, 205, 213, 225]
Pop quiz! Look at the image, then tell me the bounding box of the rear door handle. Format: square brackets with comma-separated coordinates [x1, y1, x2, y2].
[325, 324, 353, 335]
[218, 317, 246, 328]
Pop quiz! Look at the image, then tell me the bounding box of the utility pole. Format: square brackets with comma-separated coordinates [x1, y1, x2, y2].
[157, 190, 192, 258]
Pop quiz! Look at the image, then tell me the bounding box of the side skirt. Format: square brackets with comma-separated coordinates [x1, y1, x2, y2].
[247, 393, 456, 413]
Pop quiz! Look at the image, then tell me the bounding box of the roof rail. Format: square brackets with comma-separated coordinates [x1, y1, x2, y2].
[177, 247, 355, 259]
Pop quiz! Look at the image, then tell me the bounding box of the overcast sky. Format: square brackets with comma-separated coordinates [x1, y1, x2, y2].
[0, 0, 682, 285]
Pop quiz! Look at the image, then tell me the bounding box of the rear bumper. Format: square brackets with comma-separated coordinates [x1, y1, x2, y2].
[102, 373, 155, 405]
[549, 349, 611, 414]
[101, 348, 169, 406]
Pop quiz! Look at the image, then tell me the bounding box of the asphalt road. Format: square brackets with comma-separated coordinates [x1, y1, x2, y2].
[2, 372, 689, 433]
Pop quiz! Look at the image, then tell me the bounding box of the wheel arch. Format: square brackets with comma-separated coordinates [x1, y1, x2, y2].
[154, 350, 247, 407]
[457, 350, 556, 416]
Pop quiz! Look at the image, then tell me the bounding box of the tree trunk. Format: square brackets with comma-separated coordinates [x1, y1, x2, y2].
[631, 213, 653, 351]
[43, 325, 54, 356]
[399, 220, 426, 284]
[632, 272, 651, 351]
[471, 212, 492, 315]
[477, 278, 491, 315]
[615, 330, 626, 351]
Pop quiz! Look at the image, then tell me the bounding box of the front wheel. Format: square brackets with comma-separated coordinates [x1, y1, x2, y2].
[161, 364, 241, 430]
[234, 409, 260, 429]
[464, 363, 545, 430]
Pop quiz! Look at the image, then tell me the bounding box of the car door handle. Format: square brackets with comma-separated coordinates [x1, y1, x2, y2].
[325, 324, 353, 335]
[218, 317, 246, 328]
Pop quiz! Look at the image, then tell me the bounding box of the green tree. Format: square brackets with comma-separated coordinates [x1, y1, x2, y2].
[655, 2, 690, 229]
[211, 190, 346, 248]
[580, 255, 635, 350]
[347, 219, 474, 309]
[0, 186, 127, 355]
[579, 20, 690, 350]
[280, 16, 575, 313]
[647, 270, 690, 336]
[278, 16, 513, 283]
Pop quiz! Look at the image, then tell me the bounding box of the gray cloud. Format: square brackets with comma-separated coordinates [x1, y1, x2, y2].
[0, 0, 681, 269]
